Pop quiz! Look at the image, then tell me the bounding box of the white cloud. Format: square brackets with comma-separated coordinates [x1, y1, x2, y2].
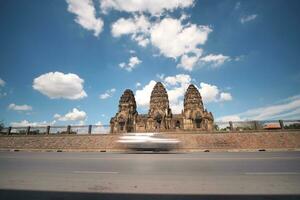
[129, 56, 142, 68]
[119, 62, 126, 68]
[111, 15, 151, 47]
[136, 82, 141, 87]
[178, 54, 200, 71]
[150, 18, 211, 59]
[54, 108, 87, 121]
[135, 80, 156, 107]
[112, 15, 150, 37]
[220, 92, 233, 101]
[199, 82, 233, 103]
[8, 103, 32, 111]
[0, 78, 5, 87]
[33, 72, 87, 100]
[234, 55, 244, 61]
[164, 74, 191, 86]
[10, 120, 55, 127]
[216, 115, 242, 122]
[240, 14, 258, 24]
[99, 88, 116, 99]
[199, 82, 219, 103]
[119, 56, 142, 71]
[66, 0, 104, 36]
[164, 74, 191, 113]
[129, 50, 136, 54]
[101, 0, 194, 15]
[150, 18, 212, 70]
[217, 95, 300, 121]
[111, 15, 217, 71]
[180, 13, 190, 21]
[199, 54, 231, 68]
[134, 35, 149, 47]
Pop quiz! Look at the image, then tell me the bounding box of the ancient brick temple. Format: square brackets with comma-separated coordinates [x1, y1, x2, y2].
[110, 82, 214, 133]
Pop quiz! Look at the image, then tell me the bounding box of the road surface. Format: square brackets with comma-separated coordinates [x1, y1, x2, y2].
[0, 151, 299, 199]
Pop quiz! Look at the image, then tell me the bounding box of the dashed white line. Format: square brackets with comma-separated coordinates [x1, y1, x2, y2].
[245, 172, 300, 175]
[72, 171, 119, 174]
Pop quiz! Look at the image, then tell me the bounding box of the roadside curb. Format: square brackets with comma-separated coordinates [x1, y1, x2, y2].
[1, 148, 300, 153]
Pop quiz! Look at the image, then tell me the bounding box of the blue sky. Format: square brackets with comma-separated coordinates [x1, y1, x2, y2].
[0, 0, 300, 126]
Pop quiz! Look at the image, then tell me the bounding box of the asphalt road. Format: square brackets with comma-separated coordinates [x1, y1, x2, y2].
[0, 151, 300, 200]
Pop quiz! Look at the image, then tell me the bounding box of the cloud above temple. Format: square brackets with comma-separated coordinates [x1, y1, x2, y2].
[66, 0, 104, 37]
[199, 54, 231, 68]
[106, 1, 232, 71]
[119, 56, 142, 71]
[240, 14, 258, 24]
[99, 88, 116, 99]
[111, 15, 223, 71]
[151, 18, 212, 71]
[33, 72, 87, 100]
[135, 80, 156, 108]
[54, 108, 87, 122]
[100, 0, 194, 15]
[199, 83, 233, 103]
[111, 15, 150, 47]
[8, 103, 32, 112]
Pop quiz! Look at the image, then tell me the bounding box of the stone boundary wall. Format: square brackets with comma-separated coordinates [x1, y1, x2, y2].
[0, 131, 299, 151]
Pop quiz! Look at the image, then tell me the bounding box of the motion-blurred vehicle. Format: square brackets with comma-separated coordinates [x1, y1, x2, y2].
[117, 133, 180, 152]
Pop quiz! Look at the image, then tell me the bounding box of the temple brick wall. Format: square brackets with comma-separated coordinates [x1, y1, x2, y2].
[0, 130, 299, 151]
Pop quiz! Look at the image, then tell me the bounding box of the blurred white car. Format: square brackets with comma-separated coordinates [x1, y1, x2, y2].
[117, 133, 180, 151]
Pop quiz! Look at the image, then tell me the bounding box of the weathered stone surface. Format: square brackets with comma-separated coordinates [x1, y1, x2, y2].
[110, 83, 214, 133]
[1, 131, 299, 151]
[148, 82, 171, 117]
[184, 84, 204, 111]
[183, 84, 214, 131]
[110, 89, 138, 133]
[147, 82, 172, 130]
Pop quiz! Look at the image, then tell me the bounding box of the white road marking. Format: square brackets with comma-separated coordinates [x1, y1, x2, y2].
[72, 171, 119, 174]
[245, 172, 300, 175]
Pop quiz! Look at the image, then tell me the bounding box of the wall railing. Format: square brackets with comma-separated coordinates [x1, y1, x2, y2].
[0, 120, 299, 135]
[0, 125, 111, 135]
[214, 120, 300, 132]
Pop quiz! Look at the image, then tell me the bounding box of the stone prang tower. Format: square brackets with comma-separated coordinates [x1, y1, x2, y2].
[110, 89, 138, 133]
[183, 84, 214, 131]
[147, 82, 172, 130]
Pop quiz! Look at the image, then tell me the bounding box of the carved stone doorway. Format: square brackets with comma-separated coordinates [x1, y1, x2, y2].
[126, 119, 134, 133]
[175, 120, 180, 128]
[154, 113, 162, 130]
[195, 113, 202, 129]
[119, 121, 125, 131]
